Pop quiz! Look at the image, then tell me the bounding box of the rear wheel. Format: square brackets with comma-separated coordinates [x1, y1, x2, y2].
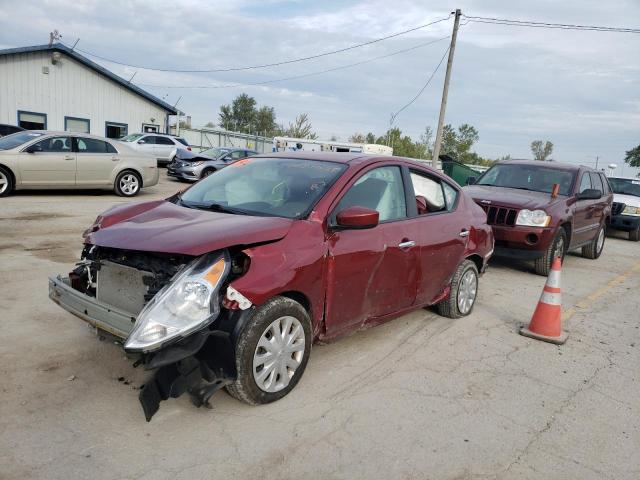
[0, 166, 14, 197]
[226, 296, 312, 405]
[534, 228, 566, 276]
[200, 168, 216, 179]
[114, 170, 141, 197]
[437, 260, 479, 319]
[582, 224, 606, 259]
[629, 226, 640, 242]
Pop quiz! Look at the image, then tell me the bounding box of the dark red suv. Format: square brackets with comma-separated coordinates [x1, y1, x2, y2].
[464, 160, 612, 275]
[49, 152, 493, 420]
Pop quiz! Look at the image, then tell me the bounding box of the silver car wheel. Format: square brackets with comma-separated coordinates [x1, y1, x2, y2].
[119, 174, 139, 195]
[596, 227, 605, 253]
[457, 269, 478, 315]
[253, 315, 305, 393]
[0, 171, 7, 194]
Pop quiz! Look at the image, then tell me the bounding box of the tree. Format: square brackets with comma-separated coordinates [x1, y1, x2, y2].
[440, 124, 479, 163]
[203, 121, 215, 128]
[531, 140, 554, 161]
[254, 106, 278, 137]
[420, 126, 434, 160]
[349, 133, 366, 143]
[284, 113, 317, 139]
[624, 143, 640, 168]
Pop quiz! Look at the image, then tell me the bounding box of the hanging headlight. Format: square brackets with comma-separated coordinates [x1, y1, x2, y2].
[124, 251, 230, 352]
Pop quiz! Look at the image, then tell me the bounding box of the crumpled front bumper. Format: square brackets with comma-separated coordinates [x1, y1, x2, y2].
[48, 275, 135, 339]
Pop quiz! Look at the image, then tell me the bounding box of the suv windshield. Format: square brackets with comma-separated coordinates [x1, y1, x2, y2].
[180, 157, 347, 218]
[0, 131, 44, 150]
[477, 164, 575, 195]
[120, 134, 145, 142]
[202, 147, 231, 158]
[609, 178, 640, 197]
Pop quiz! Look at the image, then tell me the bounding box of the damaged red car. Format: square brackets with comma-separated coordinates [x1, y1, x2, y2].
[49, 152, 494, 420]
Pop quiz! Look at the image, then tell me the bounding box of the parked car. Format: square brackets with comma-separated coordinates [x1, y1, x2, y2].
[607, 176, 640, 241]
[0, 123, 24, 137]
[48, 152, 494, 420]
[464, 160, 612, 275]
[167, 147, 259, 181]
[119, 133, 190, 166]
[0, 131, 158, 197]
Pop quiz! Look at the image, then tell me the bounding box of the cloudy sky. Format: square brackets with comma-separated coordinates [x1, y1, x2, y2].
[1, 0, 639, 173]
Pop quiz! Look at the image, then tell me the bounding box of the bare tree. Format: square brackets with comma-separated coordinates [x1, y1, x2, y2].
[285, 113, 317, 139]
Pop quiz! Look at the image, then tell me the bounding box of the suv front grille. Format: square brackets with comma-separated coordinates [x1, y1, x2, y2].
[612, 202, 626, 216]
[477, 203, 519, 226]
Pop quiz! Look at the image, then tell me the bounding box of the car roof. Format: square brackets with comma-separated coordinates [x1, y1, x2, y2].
[20, 130, 119, 141]
[498, 160, 587, 172]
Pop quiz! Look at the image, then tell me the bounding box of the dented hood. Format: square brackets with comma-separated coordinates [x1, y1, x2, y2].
[85, 200, 294, 256]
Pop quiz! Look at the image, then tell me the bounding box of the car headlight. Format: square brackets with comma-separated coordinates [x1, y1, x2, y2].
[190, 161, 204, 167]
[124, 251, 230, 352]
[622, 205, 640, 216]
[516, 209, 551, 227]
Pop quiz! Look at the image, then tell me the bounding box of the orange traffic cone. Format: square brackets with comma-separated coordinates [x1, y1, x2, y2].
[519, 257, 568, 345]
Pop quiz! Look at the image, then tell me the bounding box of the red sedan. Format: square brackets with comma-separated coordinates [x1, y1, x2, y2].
[49, 152, 494, 420]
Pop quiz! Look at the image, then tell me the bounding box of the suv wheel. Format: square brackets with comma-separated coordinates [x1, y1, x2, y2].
[226, 296, 312, 405]
[437, 259, 479, 319]
[0, 166, 14, 197]
[582, 224, 606, 259]
[630, 226, 640, 242]
[534, 228, 566, 276]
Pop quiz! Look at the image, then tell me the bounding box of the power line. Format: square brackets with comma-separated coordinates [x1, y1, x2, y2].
[136, 36, 450, 90]
[390, 44, 450, 123]
[64, 16, 451, 73]
[462, 15, 640, 33]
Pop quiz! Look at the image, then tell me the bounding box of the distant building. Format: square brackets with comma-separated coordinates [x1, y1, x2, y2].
[0, 43, 177, 138]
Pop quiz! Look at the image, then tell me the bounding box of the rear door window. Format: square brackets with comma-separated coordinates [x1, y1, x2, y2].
[409, 170, 459, 214]
[155, 136, 175, 145]
[77, 137, 117, 154]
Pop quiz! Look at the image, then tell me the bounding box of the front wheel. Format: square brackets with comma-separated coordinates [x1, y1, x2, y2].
[0, 166, 14, 197]
[534, 228, 566, 276]
[114, 170, 141, 197]
[437, 259, 479, 319]
[200, 168, 215, 179]
[582, 224, 606, 259]
[226, 296, 312, 405]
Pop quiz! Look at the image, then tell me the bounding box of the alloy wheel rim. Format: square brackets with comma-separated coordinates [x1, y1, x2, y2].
[597, 228, 605, 253]
[0, 171, 7, 194]
[253, 316, 305, 393]
[120, 174, 139, 195]
[554, 236, 565, 259]
[457, 269, 478, 314]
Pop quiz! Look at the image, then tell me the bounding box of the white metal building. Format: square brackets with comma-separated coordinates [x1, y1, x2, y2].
[0, 43, 177, 138]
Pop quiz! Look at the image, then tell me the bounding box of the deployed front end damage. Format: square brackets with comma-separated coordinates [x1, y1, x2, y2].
[49, 245, 253, 421]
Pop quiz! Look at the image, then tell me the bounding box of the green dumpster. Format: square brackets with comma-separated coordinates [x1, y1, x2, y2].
[441, 158, 482, 186]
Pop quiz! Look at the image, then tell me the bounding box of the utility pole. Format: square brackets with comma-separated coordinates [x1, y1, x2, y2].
[432, 9, 462, 167]
[595, 155, 599, 170]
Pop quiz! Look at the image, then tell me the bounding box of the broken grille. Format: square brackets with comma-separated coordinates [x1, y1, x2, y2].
[477, 203, 519, 226]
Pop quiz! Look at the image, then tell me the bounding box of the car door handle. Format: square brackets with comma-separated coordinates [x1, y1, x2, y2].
[111, 157, 119, 161]
[64, 155, 75, 161]
[459, 229, 470, 237]
[398, 240, 416, 248]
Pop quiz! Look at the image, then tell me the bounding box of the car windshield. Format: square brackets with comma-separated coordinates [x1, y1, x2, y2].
[608, 178, 640, 197]
[0, 131, 44, 150]
[201, 147, 231, 158]
[476, 164, 575, 195]
[119, 134, 144, 142]
[180, 157, 347, 218]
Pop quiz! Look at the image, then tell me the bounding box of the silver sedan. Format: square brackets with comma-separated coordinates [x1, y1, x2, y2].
[167, 147, 258, 181]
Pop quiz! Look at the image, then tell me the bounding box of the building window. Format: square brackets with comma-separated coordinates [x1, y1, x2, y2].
[142, 123, 160, 133]
[64, 116, 90, 133]
[17, 111, 47, 130]
[105, 122, 128, 139]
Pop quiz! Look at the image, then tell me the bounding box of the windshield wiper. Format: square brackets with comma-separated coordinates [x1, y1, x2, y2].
[203, 202, 250, 215]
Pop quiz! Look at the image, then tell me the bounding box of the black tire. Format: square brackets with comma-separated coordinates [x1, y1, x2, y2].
[437, 259, 479, 319]
[582, 224, 606, 259]
[114, 170, 142, 197]
[226, 296, 312, 405]
[0, 165, 15, 197]
[534, 228, 567, 276]
[629, 226, 640, 242]
[200, 168, 216, 179]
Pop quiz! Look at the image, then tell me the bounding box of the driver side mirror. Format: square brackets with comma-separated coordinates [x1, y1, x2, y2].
[577, 188, 602, 200]
[466, 176, 477, 185]
[336, 206, 379, 229]
[25, 144, 43, 153]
